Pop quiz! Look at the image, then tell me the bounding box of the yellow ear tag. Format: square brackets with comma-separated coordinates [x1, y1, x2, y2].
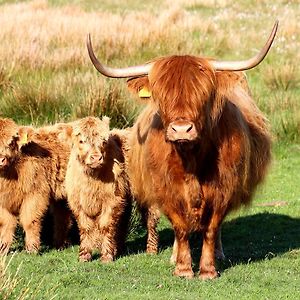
[138, 87, 151, 98]
[20, 133, 28, 145]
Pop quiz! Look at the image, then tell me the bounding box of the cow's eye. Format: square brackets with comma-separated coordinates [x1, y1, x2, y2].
[79, 140, 84, 144]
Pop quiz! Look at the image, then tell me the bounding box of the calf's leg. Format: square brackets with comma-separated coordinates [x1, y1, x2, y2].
[77, 211, 97, 262]
[0, 208, 17, 254]
[139, 204, 160, 254]
[20, 194, 48, 253]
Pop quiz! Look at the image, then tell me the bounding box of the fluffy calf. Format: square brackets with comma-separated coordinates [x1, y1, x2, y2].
[65, 117, 131, 262]
[0, 118, 71, 253]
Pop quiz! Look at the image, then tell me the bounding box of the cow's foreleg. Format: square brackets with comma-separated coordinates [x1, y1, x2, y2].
[173, 227, 193, 278]
[199, 212, 224, 280]
[165, 209, 193, 278]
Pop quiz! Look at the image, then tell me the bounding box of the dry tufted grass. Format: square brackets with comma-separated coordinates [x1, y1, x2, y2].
[0, 0, 299, 138]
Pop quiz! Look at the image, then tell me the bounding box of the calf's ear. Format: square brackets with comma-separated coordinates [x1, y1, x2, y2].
[57, 124, 73, 145]
[102, 116, 110, 127]
[16, 126, 34, 149]
[127, 76, 152, 99]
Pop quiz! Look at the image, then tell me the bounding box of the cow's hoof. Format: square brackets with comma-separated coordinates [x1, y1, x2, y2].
[146, 247, 158, 255]
[173, 267, 194, 279]
[199, 270, 220, 280]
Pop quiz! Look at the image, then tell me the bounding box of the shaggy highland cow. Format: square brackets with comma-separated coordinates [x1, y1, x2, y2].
[0, 118, 71, 253]
[65, 116, 132, 262]
[87, 21, 277, 278]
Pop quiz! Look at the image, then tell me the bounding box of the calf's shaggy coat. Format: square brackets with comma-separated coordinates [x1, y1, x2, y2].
[0, 118, 71, 253]
[65, 117, 131, 262]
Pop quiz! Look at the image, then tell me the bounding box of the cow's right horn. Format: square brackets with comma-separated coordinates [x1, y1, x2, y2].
[211, 20, 279, 71]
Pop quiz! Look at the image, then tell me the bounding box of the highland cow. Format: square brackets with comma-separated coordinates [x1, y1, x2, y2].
[65, 116, 132, 262]
[0, 118, 72, 253]
[87, 21, 277, 278]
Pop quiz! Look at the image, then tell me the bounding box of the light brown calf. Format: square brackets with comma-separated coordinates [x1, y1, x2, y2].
[65, 116, 131, 262]
[0, 118, 71, 253]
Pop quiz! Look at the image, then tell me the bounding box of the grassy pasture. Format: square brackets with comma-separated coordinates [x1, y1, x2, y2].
[0, 0, 299, 299]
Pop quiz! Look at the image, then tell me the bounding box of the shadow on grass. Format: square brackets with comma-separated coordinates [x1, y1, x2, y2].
[218, 212, 300, 270]
[11, 212, 300, 270]
[126, 212, 300, 271]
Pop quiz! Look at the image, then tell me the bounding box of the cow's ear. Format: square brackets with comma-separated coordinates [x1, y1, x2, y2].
[127, 76, 152, 99]
[16, 126, 34, 149]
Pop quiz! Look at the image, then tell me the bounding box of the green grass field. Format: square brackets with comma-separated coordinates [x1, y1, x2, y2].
[3, 144, 300, 299]
[0, 0, 299, 299]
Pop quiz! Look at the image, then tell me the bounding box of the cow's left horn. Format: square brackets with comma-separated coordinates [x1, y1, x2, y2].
[211, 20, 279, 71]
[87, 34, 152, 78]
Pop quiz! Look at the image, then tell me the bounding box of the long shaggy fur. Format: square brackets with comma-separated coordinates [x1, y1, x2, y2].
[0, 118, 72, 253]
[65, 117, 132, 262]
[127, 55, 271, 279]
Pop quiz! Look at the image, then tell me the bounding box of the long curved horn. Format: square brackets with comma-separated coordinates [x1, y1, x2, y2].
[211, 20, 279, 71]
[87, 34, 152, 78]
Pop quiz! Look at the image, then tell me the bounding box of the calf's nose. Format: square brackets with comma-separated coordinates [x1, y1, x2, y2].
[90, 154, 103, 163]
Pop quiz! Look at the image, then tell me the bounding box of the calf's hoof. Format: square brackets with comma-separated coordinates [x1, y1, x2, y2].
[25, 244, 39, 254]
[79, 252, 92, 262]
[0, 243, 10, 255]
[100, 254, 114, 263]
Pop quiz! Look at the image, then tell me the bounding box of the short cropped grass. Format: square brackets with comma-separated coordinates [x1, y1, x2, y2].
[3, 143, 300, 300]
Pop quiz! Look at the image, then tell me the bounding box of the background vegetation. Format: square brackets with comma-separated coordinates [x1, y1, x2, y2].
[0, 0, 299, 299]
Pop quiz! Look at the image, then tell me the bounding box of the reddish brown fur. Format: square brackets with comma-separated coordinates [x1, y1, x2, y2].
[0, 119, 71, 253]
[65, 117, 132, 262]
[127, 55, 271, 279]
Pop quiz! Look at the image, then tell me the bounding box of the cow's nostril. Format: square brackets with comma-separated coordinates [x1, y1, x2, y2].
[0, 157, 7, 165]
[170, 123, 194, 133]
[186, 124, 193, 133]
